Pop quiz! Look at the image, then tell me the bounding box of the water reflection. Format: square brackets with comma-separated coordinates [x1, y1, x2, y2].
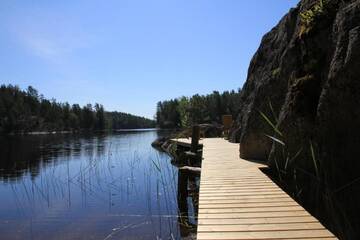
[0, 130, 197, 240]
[177, 170, 199, 239]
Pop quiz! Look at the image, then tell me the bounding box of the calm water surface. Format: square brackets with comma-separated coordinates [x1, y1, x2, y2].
[0, 130, 196, 240]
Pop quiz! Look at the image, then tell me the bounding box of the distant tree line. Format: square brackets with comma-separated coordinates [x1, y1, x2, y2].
[156, 89, 242, 128]
[0, 84, 155, 134]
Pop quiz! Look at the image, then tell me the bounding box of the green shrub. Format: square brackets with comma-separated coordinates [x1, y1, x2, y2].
[299, 0, 328, 38]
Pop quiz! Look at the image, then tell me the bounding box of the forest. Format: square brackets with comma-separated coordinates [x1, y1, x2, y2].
[156, 89, 242, 128]
[0, 84, 155, 134]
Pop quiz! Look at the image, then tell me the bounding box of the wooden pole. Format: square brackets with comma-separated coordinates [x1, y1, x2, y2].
[177, 169, 189, 237]
[222, 115, 233, 138]
[190, 125, 200, 153]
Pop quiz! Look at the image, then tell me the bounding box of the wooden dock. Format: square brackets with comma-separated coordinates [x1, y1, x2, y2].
[177, 138, 336, 239]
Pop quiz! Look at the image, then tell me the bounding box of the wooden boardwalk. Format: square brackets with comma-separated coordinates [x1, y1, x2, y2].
[189, 138, 336, 240]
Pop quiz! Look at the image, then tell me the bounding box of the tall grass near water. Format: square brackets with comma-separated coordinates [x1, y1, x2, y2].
[259, 102, 359, 238]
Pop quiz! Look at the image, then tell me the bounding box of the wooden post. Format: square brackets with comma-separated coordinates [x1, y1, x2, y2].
[222, 115, 233, 138]
[177, 169, 189, 237]
[190, 125, 200, 153]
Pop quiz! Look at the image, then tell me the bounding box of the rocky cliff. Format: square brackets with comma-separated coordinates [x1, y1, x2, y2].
[231, 0, 360, 238]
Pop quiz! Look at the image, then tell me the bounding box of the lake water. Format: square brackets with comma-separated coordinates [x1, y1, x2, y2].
[0, 130, 197, 240]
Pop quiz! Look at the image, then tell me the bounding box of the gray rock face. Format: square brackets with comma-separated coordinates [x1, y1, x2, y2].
[232, 0, 360, 238]
[231, 6, 300, 159]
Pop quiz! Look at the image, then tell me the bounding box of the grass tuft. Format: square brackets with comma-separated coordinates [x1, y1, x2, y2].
[309, 140, 319, 177]
[259, 110, 282, 137]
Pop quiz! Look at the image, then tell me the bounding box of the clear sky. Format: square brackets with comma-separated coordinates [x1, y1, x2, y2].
[0, 0, 298, 119]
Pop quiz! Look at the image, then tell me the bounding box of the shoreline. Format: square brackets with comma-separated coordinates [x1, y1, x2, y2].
[3, 128, 162, 136]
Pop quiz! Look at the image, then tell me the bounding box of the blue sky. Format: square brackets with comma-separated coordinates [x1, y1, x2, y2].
[0, 0, 298, 119]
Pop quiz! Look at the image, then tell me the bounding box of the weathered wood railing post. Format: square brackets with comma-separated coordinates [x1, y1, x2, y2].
[222, 115, 233, 139]
[177, 169, 189, 229]
[190, 125, 200, 153]
[182, 125, 202, 167]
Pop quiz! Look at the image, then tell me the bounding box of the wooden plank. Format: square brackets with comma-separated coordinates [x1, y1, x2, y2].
[198, 216, 319, 225]
[200, 186, 280, 190]
[200, 183, 275, 187]
[197, 222, 325, 232]
[196, 138, 336, 239]
[201, 177, 272, 180]
[199, 194, 289, 200]
[199, 190, 284, 196]
[199, 202, 298, 209]
[197, 230, 334, 239]
[200, 189, 282, 194]
[199, 206, 304, 213]
[200, 184, 276, 188]
[198, 211, 310, 219]
[199, 198, 293, 204]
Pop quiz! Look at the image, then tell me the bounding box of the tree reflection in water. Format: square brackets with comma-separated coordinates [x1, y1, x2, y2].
[0, 131, 200, 239]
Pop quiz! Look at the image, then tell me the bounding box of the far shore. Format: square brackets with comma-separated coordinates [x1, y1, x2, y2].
[3, 128, 166, 136]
